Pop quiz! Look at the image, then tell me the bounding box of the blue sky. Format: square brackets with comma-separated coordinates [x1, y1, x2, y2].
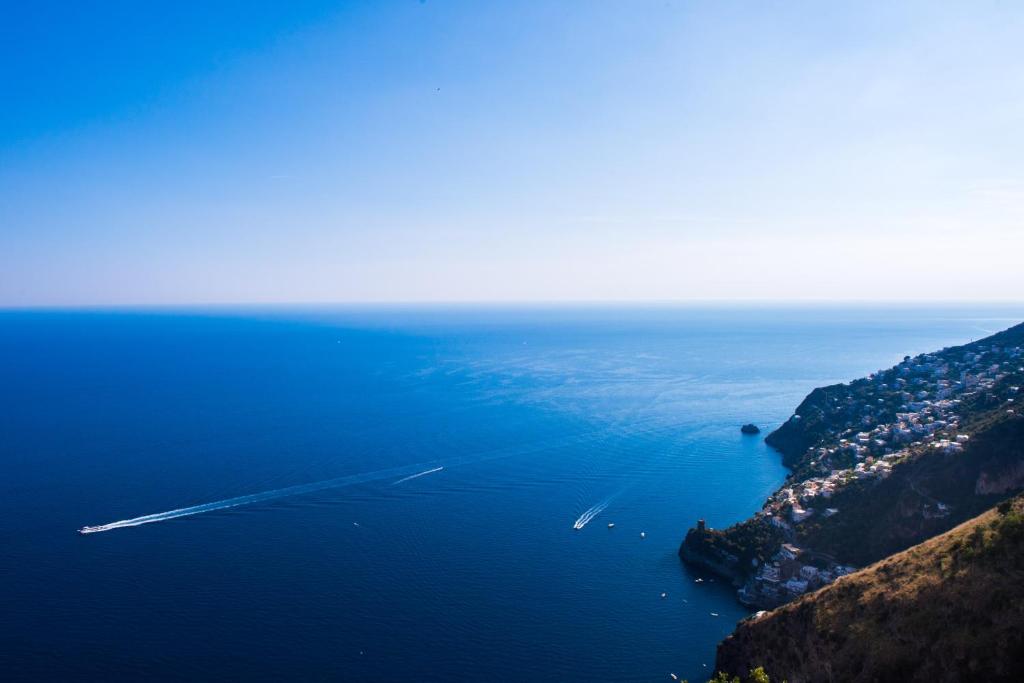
[2, 1, 1022, 305]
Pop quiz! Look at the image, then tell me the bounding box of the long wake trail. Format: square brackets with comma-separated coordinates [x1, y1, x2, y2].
[79, 460, 445, 534]
[392, 466, 443, 485]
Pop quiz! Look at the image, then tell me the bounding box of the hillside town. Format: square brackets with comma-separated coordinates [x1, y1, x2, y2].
[769, 339, 1022, 522]
[699, 336, 1024, 608]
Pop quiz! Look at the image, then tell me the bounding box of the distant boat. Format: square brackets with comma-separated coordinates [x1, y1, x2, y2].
[640, 531, 646, 538]
[607, 522, 615, 528]
[710, 612, 719, 617]
[660, 592, 667, 599]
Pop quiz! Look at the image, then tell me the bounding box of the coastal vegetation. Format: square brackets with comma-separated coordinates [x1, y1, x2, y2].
[675, 665, 777, 683]
[707, 666, 774, 683]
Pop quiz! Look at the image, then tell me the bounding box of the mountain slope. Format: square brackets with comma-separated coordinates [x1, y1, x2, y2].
[715, 493, 1024, 682]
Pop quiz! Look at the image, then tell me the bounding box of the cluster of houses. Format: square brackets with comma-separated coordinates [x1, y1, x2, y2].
[767, 341, 1022, 529]
[739, 339, 1024, 605]
[737, 543, 856, 608]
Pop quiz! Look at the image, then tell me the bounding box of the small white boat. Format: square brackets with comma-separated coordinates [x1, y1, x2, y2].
[607, 522, 615, 528]
[694, 578, 704, 583]
[640, 531, 646, 538]
[660, 592, 667, 599]
[710, 612, 719, 617]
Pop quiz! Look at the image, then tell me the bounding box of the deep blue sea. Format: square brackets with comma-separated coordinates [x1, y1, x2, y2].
[2, 305, 1022, 682]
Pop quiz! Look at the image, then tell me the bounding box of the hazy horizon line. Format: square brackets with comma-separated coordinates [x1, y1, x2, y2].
[3, 297, 1024, 313]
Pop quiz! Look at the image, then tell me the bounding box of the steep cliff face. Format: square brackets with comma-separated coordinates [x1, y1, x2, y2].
[715, 494, 1024, 682]
[976, 459, 1024, 494]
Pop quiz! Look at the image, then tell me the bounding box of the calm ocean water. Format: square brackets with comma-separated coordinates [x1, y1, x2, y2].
[2, 305, 1021, 681]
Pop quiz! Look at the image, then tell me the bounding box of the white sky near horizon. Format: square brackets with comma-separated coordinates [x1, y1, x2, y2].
[1, 1, 1022, 306]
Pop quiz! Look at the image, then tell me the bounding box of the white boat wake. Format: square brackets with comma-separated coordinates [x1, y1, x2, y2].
[573, 495, 615, 529]
[392, 466, 443, 485]
[79, 460, 445, 534]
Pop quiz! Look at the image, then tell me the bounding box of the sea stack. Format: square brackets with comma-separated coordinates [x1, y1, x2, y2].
[741, 423, 760, 435]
